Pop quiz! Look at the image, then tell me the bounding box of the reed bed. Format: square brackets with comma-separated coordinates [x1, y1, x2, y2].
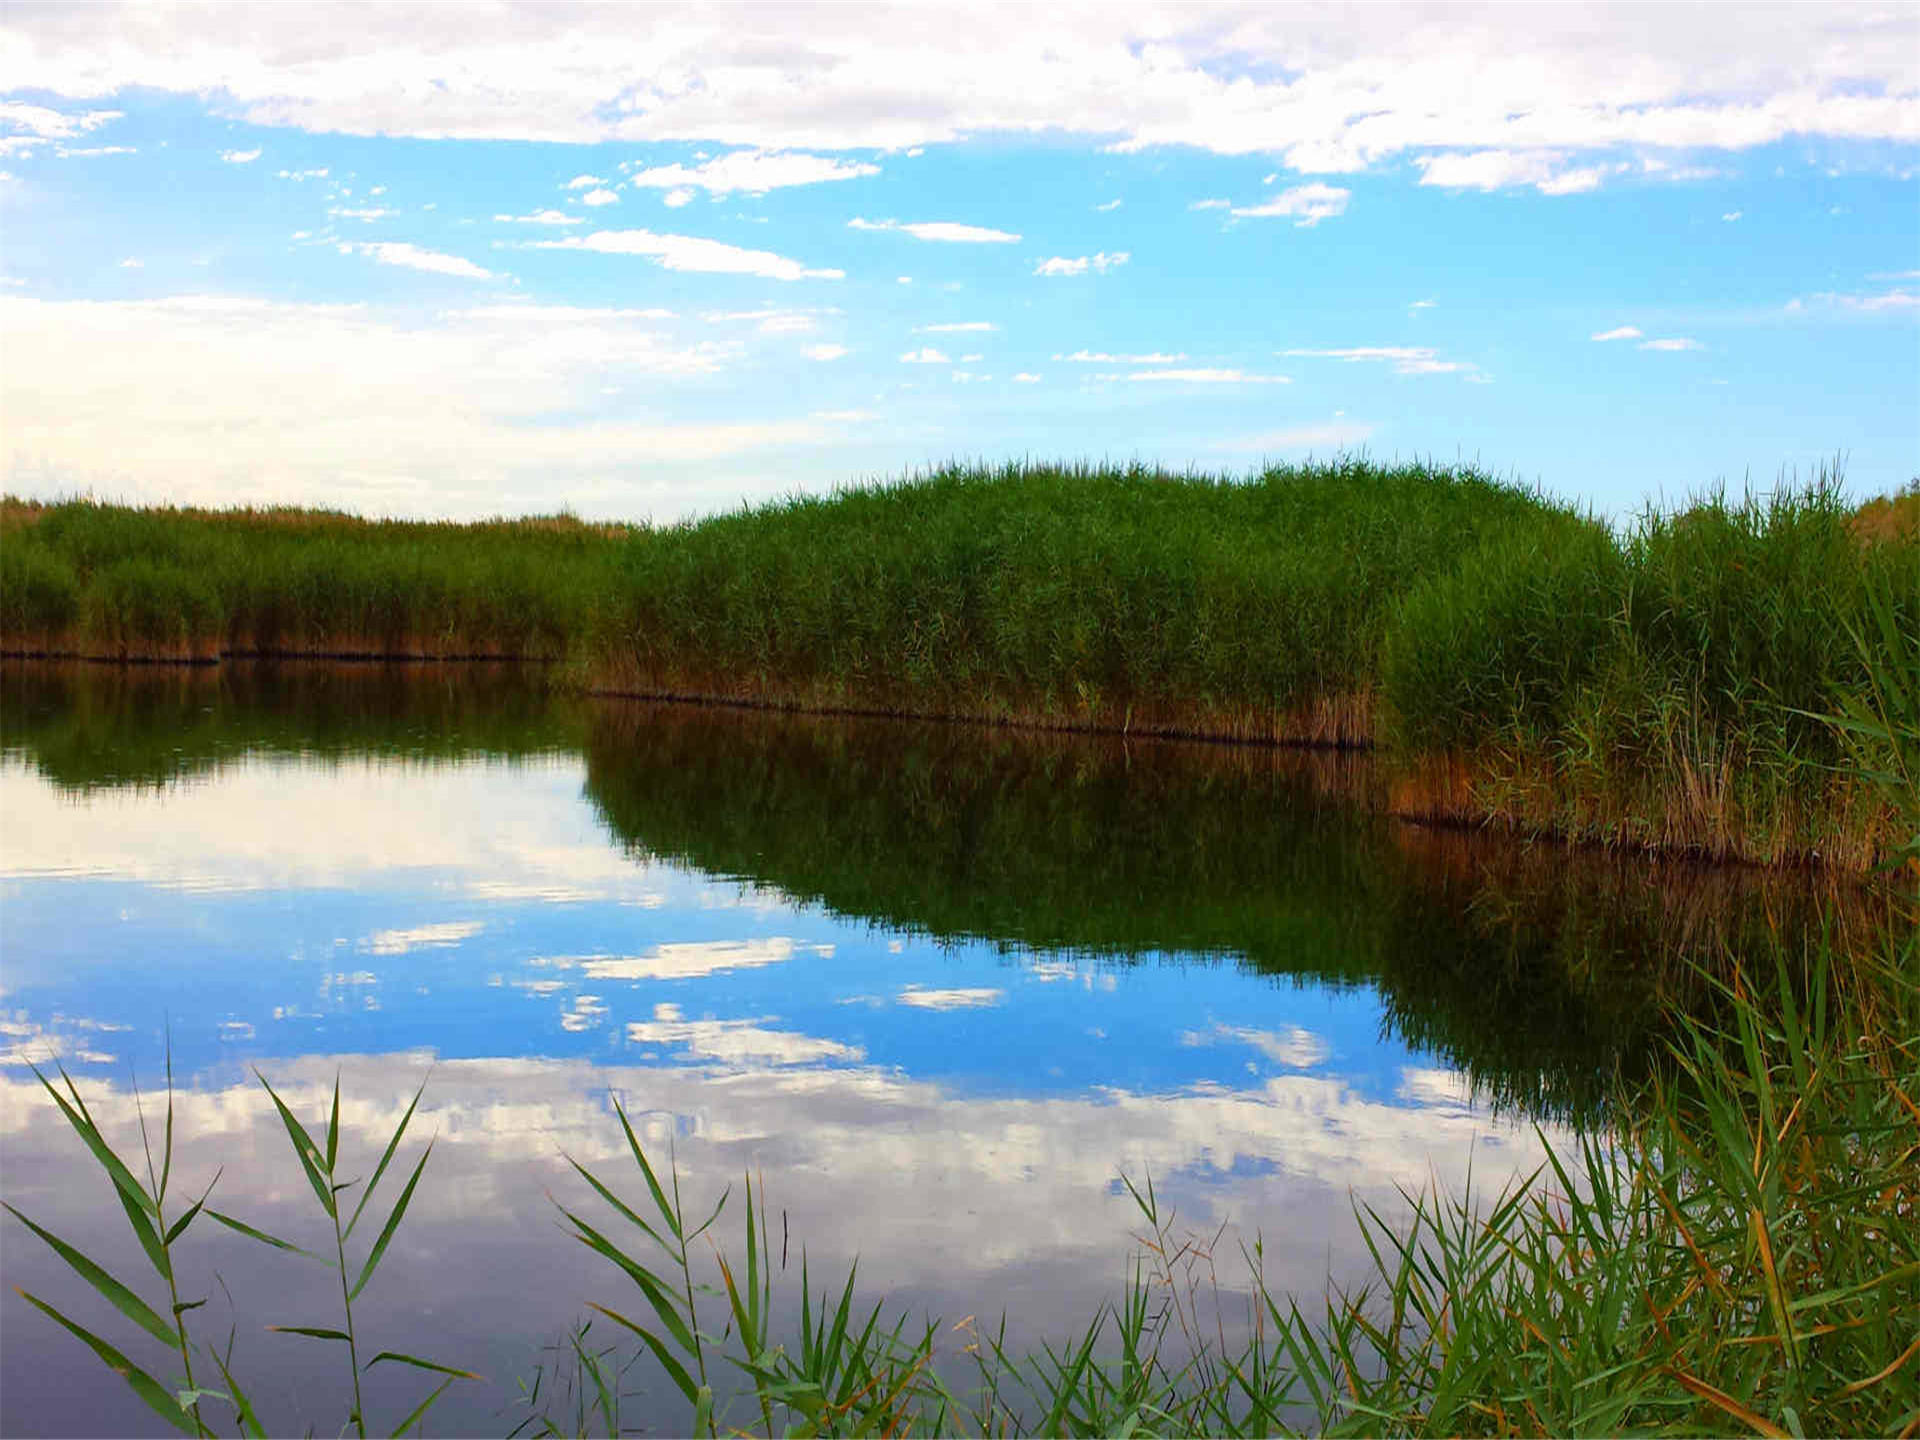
[4, 464, 1913, 866]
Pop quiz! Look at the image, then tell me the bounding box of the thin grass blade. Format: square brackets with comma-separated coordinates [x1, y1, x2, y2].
[2, 1203, 179, 1348]
[15, 1288, 196, 1434]
[350, 1139, 434, 1302]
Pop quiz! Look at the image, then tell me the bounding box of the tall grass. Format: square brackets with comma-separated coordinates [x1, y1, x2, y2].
[5, 464, 1913, 866]
[1381, 476, 1918, 867]
[0, 498, 629, 662]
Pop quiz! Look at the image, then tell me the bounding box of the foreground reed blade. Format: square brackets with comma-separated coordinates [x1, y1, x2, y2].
[5, 1051, 229, 1437]
[213, 1068, 477, 1439]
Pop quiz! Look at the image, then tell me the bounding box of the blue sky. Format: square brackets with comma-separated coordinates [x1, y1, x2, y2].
[1, 4, 1915, 521]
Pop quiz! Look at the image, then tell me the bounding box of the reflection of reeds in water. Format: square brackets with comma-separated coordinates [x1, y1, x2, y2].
[581, 700, 1897, 1127]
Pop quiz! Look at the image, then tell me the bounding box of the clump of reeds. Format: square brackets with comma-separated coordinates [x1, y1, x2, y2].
[1381, 472, 1919, 868]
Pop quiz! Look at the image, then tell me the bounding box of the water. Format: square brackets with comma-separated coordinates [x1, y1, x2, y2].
[0, 664, 1860, 1436]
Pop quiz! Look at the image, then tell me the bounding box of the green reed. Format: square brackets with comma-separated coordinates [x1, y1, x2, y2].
[1380, 472, 1917, 866]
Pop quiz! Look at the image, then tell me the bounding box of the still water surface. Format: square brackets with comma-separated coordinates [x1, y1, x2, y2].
[0, 665, 1849, 1435]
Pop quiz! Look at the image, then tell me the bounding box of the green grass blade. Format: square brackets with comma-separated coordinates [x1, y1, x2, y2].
[164, 1168, 222, 1245]
[555, 1204, 696, 1354]
[366, 1350, 482, 1380]
[267, 1324, 354, 1342]
[209, 1346, 268, 1440]
[388, 1377, 454, 1439]
[325, 1072, 341, 1174]
[207, 1209, 330, 1263]
[584, 1303, 700, 1405]
[564, 1154, 671, 1252]
[253, 1070, 335, 1217]
[345, 1075, 427, 1242]
[113, 1180, 173, 1283]
[29, 1061, 157, 1216]
[351, 1139, 434, 1302]
[159, 1041, 175, 1206]
[15, 1288, 196, 1434]
[612, 1099, 681, 1241]
[2, 1203, 180, 1348]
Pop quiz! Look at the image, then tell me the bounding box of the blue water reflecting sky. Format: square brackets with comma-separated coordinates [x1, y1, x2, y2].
[1, 745, 1556, 1436]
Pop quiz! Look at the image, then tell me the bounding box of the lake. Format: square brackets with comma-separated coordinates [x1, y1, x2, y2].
[0, 663, 1865, 1436]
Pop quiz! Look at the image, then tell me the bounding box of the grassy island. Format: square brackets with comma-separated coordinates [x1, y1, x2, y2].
[4, 461, 1914, 868]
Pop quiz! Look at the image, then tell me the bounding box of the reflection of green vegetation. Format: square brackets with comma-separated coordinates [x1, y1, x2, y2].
[581, 704, 1886, 1122]
[0, 661, 586, 792]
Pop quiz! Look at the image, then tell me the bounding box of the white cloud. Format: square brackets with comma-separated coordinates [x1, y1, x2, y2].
[563, 174, 605, 189]
[118, 257, 143, 269]
[525, 229, 843, 280]
[1721, 210, 1743, 221]
[580, 187, 620, 206]
[1638, 336, 1705, 350]
[1590, 325, 1643, 341]
[9, 8, 1910, 174]
[916, 321, 996, 333]
[565, 938, 796, 981]
[899, 347, 950, 363]
[701, 306, 835, 333]
[1229, 183, 1351, 226]
[329, 205, 395, 221]
[1182, 1023, 1331, 1069]
[1012, 372, 1041, 382]
[1282, 345, 1479, 376]
[1034, 251, 1129, 277]
[662, 186, 695, 207]
[1127, 368, 1289, 384]
[220, 147, 261, 163]
[368, 920, 484, 955]
[276, 166, 328, 180]
[897, 985, 1004, 1011]
[848, 217, 1020, 243]
[803, 343, 849, 360]
[631, 150, 879, 196]
[1188, 198, 1231, 210]
[628, 1004, 865, 1066]
[339, 240, 493, 279]
[1057, 349, 1187, 364]
[1096, 198, 1122, 211]
[1415, 150, 1617, 195]
[1409, 298, 1436, 310]
[1794, 287, 1920, 313]
[494, 209, 584, 225]
[0, 102, 120, 156]
[0, 296, 836, 519]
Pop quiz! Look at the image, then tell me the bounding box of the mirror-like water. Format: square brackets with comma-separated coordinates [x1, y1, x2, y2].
[0, 664, 1872, 1436]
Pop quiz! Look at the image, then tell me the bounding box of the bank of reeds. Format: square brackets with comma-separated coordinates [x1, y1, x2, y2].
[4, 464, 1913, 867]
[1381, 479, 1918, 868]
[0, 498, 627, 662]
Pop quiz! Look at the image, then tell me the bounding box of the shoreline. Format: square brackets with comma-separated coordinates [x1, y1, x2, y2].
[1, 651, 1895, 877]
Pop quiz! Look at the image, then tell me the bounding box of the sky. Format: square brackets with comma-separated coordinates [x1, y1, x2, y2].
[1, 2, 1916, 523]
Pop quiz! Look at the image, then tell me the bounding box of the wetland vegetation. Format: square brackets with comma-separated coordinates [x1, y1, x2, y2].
[2, 461, 1916, 1436]
[5, 460, 1914, 866]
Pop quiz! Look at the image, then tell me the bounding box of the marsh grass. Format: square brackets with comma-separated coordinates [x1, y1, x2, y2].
[1381, 474, 1918, 868]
